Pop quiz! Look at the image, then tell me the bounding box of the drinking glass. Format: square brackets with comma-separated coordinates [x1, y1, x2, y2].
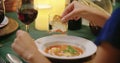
[0, 0, 5, 24]
[18, 3, 38, 32]
[0, 0, 5, 47]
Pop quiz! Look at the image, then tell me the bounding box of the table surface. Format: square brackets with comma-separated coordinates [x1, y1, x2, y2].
[0, 12, 96, 63]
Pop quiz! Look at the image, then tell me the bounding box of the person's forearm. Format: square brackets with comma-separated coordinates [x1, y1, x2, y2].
[82, 7, 110, 27]
[93, 42, 120, 63]
[28, 51, 51, 63]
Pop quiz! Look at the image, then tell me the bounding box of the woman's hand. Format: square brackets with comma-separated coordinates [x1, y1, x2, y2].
[61, 1, 110, 27]
[12, 30, 51, 63]
[61, 1, 87, 21]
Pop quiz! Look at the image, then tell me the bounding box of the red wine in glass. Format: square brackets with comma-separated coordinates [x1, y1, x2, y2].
[18, 8, 38, 32]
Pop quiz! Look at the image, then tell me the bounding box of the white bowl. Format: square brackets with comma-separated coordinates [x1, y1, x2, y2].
[35, 35, 97, 60]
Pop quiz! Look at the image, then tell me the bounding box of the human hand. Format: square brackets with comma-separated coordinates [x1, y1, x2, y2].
[12, 30, 51, 63]
[61, 1, 88, 22]
[11, 30, 38, 60]
[61, 0, 110, 27]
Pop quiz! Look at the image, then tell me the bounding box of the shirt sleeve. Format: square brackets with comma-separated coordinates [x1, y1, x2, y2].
[94, 7, 120, 49]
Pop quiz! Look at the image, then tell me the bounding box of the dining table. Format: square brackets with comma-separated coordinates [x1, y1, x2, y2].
[0, 12, 96, 63]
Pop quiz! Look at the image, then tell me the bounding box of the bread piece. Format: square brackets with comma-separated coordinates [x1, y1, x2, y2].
[49, 15, 68, 33]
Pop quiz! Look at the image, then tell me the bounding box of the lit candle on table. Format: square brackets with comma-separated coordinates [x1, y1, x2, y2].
[50, 0, 65, 17]
[35, 4, 51, 31]
[34, 0, 65, 31]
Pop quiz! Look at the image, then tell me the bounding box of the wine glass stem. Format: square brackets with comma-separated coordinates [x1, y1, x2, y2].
[25, 25, 29, 32]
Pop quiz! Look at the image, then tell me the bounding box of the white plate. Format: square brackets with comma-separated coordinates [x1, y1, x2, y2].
[0, 16, 9, 28]
[35, 35, 97, 60]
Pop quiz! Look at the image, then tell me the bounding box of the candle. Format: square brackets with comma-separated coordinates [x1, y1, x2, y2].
[34, 0, 65, 31]
[35, 4, 51, 31]
[50, 0, 65, 16]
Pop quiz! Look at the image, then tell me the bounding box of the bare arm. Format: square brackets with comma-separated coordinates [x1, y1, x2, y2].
[81, 6, 110, 27]
[61, 1, 110, 27]
[12, 30, 51, 63]
[93, 42, 120, 63]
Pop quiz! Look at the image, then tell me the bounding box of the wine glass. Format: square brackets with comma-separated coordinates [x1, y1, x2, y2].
[0, 0, 5, 24]
[0, 0, 5, 47]
[18, 3, 38, 32]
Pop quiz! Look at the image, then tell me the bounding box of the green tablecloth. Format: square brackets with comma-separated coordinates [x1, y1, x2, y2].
[0, 12, 96, 63]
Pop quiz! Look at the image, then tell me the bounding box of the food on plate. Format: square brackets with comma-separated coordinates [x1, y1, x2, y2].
[45, 44, 83, 57]
[49, 15, 68, 33]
